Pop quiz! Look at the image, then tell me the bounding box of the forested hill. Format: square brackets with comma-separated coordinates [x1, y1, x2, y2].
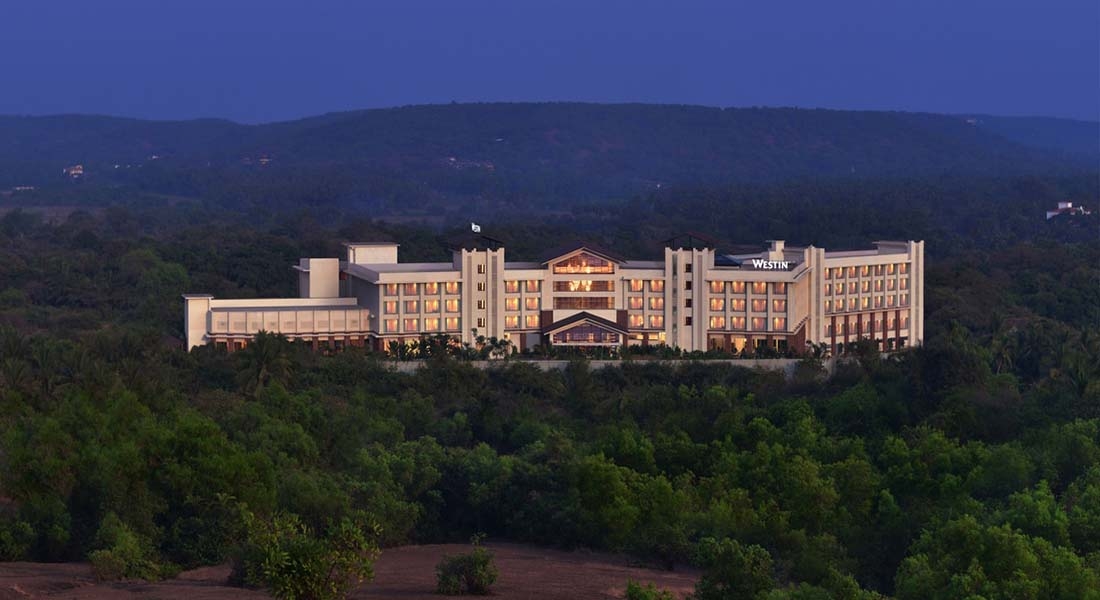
[0, 104, 1095, 209]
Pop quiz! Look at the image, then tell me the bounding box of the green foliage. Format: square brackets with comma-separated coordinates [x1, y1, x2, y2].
[233, 510, 380, 600]
[625, 579, 676, 600]
[435, 534, 499, 596]
[88, 512, 164, 581]
[691, 537, 775, 600]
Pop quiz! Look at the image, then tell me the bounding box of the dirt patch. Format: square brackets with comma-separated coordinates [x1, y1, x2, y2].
[0, 543, 698, 599]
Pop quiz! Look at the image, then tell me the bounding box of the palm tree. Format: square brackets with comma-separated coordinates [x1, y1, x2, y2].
[236, 331, 292, 396]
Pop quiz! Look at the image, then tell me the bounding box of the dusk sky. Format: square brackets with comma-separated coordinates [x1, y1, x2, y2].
[2, 0, 1097, 123]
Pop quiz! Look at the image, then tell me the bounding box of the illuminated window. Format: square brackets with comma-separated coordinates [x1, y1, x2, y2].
[751, 317, 766, 331]
[901, 315, 910, 328]
[384, 319, 398, 333]
[525, 297, 540, 311]
[445, 317, 460, 331]
[875, 296, 883, 308]
[773, 299, 786, 312]
[709, 316, 726, 329]
[731, 281, 746, 293]
[424, 300, 440, 313]
[553, 253, 613, 274]
[505, 280, 519, 293]
[887, 264, 896, 275]
[477, 264, 485, 274]
[731, 299, 746, 311]
[424, 282, 439, 295]
[525, 314, 539, 328]
[505, 316, 519, 328]
[445, 299, 460, 312]
[834, 268, 845, 279]
[752, 282, 767, 294]
[772, 282, 787, 294]
[848, 298, 857, 310]
[553, 280, 614, 292]
[650, 280, 665, 292]
[384, 301, 398, 314]
[477, 318, 485, 328]
[731, 317, 746, 330]
[861, 281, 870, 293]
[629, 314, 644, 327]
[445, 282, 460, 294]
[403, 318, 419, 331]
[555, 297, 614, 310]
[900, 263, 909, 274]
[709, 298, 725, 311]
[752, 299, 767, 312]
[847, 267, 857, 278]
[901, 278, 909, 290]
[506, 298, 519, 311]
[875, 280, 883, 292]
[710, 281, 725, 293]
[384, 283, 398, 296]
[825, 269, 832, 280]
[901, 293, 910, 306]
[403, 283, 418, 295]
[630, 280, 644, 292]
[825, 285, 832, 296]
[628, 297, 644, 310]
[649, 315, 664, 328]
[525, 280, 540, 292]
[649, 297, 664, 310]
[834, 283, 844, 295]
[477, 282, 485, 291]
[861, 266, 870, 276]
[848, 282, 857, 294]
[887, 279, 896, 291]
[477, 300, 485, 309]
[874, 265, 884, 276]
[404, 300, 419, 313]
[861, 297, 870, 309]
[887, 295, 896, 307]
[773, 317, 787, 330]
[825, 300, 832, 313]
[424, 318, 440, 332]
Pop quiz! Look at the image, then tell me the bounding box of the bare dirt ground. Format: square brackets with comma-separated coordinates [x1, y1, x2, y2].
[0, 543, 699, 599]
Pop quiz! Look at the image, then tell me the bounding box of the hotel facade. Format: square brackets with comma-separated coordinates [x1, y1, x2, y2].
[183, 237, 924, 355]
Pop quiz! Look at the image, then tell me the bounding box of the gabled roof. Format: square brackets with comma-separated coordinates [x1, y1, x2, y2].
[544, 311, 628, 336]
[538, 243, 625, 265]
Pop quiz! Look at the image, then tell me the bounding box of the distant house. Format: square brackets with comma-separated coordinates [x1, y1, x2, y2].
[1046, 201, 1091, 220]
[63, 164, 84, 178]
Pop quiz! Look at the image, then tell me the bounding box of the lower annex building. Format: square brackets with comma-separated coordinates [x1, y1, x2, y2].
[183, 236, 924, 355]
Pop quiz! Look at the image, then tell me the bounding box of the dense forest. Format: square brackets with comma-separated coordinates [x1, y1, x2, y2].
[1, 164, 1098, 598]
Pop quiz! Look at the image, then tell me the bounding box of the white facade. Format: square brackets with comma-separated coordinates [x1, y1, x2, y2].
[183, 238, 924, 355]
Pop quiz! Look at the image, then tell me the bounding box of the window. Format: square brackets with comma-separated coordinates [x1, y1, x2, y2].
[887, 295, 896, 307]
[477, 282, 485, 291]
[900, 293, 910, 306]
[709, 316, 726, 329]
[424, 282, 439, 295]
[887, 263, 896, 275]
[731, 281, 746, 293]
[710, 281, 725, 293]
[630, 279, 644, 292]
[505, 280, 519, 293]
[685, 299, 693, 308]
[875, 280, 883, 292]
[445, 317, 460, 331]
[403, 318, 419, 332]
[709, 298, 725, 311]
[825, 284, 832, 296]
[553, 252, 613, 274]
[404, 300, 419, 313]
[551, 325, 620, 344]
[901, 278, 909, 290]
[445, 282, 460, 294]
[834, 267, 845, 279]
[825, 299, 832, 313]
[424, 318, 440, 332]
[650, 279, 665, 292]
[525, 314, 539, 328]
[505, 316, 519, 328]
[751, 317, 766, 331]
[525, 297, 540, 311]
[861, 281, 870, 293]
[684, 263, 692, 273]
[875, 296, 883, 308]
[848, 298, 857, 310]
[505, 298, 519, 311]
[887, 279, 896, 291]
[752, 299, 767, 312]
[628, 297, 644, 310]
[752, 282, 767, 294]
[861, 266, 870, 276]
[900, 263, 909, 274]
[834, 283, 844, 295]
[384, 283, 398, 296]
[825, 269, 832, 280]
[731, 299, 746, 311]
[477, 264, 485, 274]
[874, 265, 884, 276]
[772, 282, 787, 294]
[445, 299, 460, 312]
[848, 282, 858, 294]
[384, 301, 398, 314]
[403, 283, 418, 295]
[901, 315, 910, 328]
[773, 317, 787, 330]
[477, 318, 485, 328]
[555, 297, 614, 310]
[649, 297, 664, 310]
[731, 317, 746, 330]
[861, 297, 870, 309]
[477, 300, 485, 309]
[847, 267, 857, 278]
[553, 280, 614, 292]
[384, 319, 398, 333]
[685, 281, 692, 290]
[525, 280, 540, 292]
[629, 314, 644, 327]
[685, 316, 693, 326]
[424, 300, 440, 313]
[649, 315, 664, 328]
[772, 299, 786, 312]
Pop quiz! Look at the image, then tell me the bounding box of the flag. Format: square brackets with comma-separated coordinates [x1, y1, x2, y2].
[471, 222, 481, 233]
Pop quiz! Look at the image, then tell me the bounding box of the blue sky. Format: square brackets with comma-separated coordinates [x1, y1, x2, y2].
[2, 0, 1097, 122]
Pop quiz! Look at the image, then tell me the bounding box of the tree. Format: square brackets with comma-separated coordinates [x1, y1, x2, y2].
[691, 537, 774, 600]
[236, 332, 293, 396]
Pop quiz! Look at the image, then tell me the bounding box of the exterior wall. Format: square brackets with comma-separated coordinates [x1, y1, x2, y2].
[296, 258, 340, 299]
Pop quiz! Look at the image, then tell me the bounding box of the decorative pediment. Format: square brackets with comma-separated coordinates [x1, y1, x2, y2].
[545, 312, 627, 345]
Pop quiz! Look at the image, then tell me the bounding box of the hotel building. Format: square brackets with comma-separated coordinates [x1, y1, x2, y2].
[183, 237, 924, 355]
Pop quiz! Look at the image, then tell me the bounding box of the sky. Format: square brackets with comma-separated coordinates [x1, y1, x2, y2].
[1, 0, 1097, 123]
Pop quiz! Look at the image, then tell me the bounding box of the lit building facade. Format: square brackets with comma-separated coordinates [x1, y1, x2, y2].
[183, 237, 924, 355]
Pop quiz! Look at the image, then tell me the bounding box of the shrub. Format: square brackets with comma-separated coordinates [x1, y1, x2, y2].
[690, 537, 774, 600]
[436, 534, 498, 595]
[625, 579, 676, 600]
[233, 510, 380, 600]
[88, 513, 164, 581]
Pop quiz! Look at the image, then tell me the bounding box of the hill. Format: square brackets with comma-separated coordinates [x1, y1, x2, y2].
[0, 103, 1095, 212]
